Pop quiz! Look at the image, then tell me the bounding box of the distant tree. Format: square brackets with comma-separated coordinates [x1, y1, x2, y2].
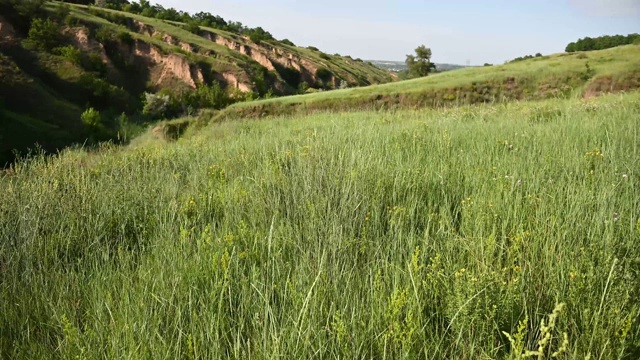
[565, 34, 639, 52]
[244, 26, 273, 44]
[280, 39, 295, 46]
[535, 52, 542, 57]
[405, 45, 436, 78]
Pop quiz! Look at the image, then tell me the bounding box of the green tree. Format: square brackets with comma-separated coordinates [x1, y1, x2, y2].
[24, 18, 60, 51]
[405, 45, 436, 78]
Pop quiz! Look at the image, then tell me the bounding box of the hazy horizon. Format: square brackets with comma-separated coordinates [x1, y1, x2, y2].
[138, 1, 637, 65]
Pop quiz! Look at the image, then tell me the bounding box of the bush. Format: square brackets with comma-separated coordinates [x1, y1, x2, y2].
[142, 92, 171, 118]
[307, 46, 319, 52]
[54, 45, 82, 65]
[117, 31, 134, 46]
[94, 26, 116, 44]
[24, 18, 60, 51]
[319, 53, 331, 60]
[280, 39, 295, 46]
[81, 107, 102, 133]
[184, 21, 200, 35]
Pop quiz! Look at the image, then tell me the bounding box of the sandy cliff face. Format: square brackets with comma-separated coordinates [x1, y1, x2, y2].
[129, 40, 203, 88]
[201, 30, 323, 85]
[127, 21, 253, 92]
[67, 27, 109, 61]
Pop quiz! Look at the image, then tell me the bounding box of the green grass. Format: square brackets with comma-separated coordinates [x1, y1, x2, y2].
[211, 45, 640, 121]
[2, 93, 639, 358]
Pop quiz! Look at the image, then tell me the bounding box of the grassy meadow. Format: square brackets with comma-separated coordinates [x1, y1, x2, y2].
[210, 45, 640, 121]
[1, 93, 640, 358]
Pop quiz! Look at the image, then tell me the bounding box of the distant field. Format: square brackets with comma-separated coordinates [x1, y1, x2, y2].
[2, 93, 639, 358]
[210, 45, 640, 121]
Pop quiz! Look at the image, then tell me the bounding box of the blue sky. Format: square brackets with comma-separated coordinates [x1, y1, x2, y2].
[154, 0, 640, 65]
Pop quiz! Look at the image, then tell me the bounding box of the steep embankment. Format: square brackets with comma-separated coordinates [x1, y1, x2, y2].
[210, 45, 640, 121]
[0, 2, 392, 165]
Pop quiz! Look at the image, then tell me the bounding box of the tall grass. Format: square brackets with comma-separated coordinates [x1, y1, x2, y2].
[1, 93, 639, 359]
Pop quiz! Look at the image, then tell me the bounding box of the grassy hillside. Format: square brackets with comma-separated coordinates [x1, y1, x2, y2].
[210, 45, 640, 121]
[2, 93, 639, 358]
[0, 1, 392, 166]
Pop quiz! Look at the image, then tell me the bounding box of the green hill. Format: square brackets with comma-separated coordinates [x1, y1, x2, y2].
[0, 0, 392, 165]
[210, 45, 640, 122]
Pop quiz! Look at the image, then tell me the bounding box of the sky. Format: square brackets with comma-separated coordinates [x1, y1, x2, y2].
[152, 0, 640, 65]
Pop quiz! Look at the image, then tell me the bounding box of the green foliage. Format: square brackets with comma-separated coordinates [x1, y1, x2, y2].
[23, 18, 60, 51]
[93, 25, 116, 44]
[79, 74, 130, 111]
[244, 26, 273, 44]
[80, 106, 102, 130]
[510, 54, 536, 62]
[4, 0, 45, 21]
[142, 91, 171, 118]
[1, 94, 639, 358]
[405, 45, 436, 79]
[307, 46, 320, 52]
[566, 33, 640, 52]
[114, 31, 133, 46]
[53, 45, 82, 65]
[280, 38, 295, 46]
[184, 21, 200, 35]
[319, 52, 331, 60]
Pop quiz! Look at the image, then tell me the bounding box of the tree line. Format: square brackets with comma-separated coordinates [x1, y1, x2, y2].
[59, 0, 276, 43]
[566, 34, 640, 52]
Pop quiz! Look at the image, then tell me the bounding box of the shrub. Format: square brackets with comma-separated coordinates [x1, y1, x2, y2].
[94, 26, 116, 44]
[319, 52, 331, 60]
[54, 45, 82, 65]
[82, 53, 107, 75]
[116, 31, 134, 46]
[81, 107, 102, 130]
[184, 21, 200, 34]
[142, 92, 171, 118]
[24, 18, 60, 51]
[307, 46, 319, 52]
[280, 39, 295, 46]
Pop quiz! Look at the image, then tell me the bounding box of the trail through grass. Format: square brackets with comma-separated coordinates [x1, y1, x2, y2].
[1, 94, 639, 358]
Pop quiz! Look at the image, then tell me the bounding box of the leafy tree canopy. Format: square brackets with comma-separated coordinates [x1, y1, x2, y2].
[405, 45, 436, 79]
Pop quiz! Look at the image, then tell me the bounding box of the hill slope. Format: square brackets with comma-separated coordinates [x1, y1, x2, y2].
[0, 1, 392, 165]
[210, 45, 640, 121]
